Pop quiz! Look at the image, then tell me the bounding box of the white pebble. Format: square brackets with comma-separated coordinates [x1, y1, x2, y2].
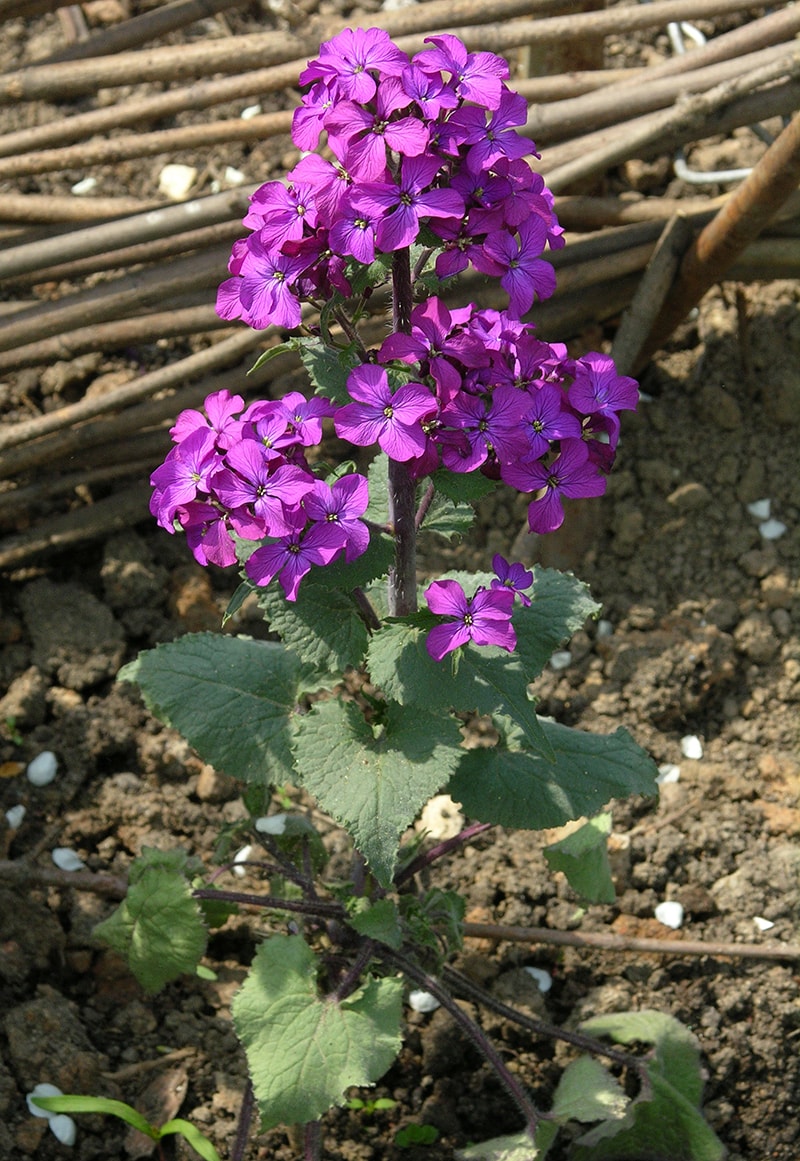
[232, 844, 252, 876]
[523, 966, 553, 993]
[654, 901, 684, 929]
[680, 735, 703, 760]
[596, 619, 614, 638]
[224, 165, 246, 186]
[747, 498, 771, 520]
[408, 989, 440, 1013]
[26, 751, 58, 786]
[27, 1083, 63, 1118]
[418, 794, 464, 840]
[255, 814, 287, 835]
[5, 804, 26, 829]
[70, 176, 96, 196]
[753, 916, 775, 932]
[52, 848, 87, 872]
[759, 518, 787, 541]
[158, 163, 197, 201]
[49, 1114, 77, 1146]
[549, 650, 572, 671]
[240, 103, 262, 120]
[656, 764, 681, 785]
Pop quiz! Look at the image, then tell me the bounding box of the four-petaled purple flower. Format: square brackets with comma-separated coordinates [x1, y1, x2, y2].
[425, 579, 516, 661]
[335, 365, 434, 461]
[491, 554, 533, 607]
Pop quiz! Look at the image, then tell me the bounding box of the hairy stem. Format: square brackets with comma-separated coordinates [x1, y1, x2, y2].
[192, 887, 343, 920]
[395, 821, 494, 887]
[414, 480, 435, 530]
[385, 949, 541, 1138]
[231, 1079, 254, 1161]
[443, 965, 652, 1092]
[387, 245, 418, 616]
[304, 1120, 322, 1161]
[332, 939, 375, 1003]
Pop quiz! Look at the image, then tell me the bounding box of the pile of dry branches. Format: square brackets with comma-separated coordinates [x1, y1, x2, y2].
[1, 0, 800, 569]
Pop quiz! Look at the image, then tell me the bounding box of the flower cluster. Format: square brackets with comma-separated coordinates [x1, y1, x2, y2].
[216, 27, 562, 330]
[149, 388, 370, 599]
[149, 27, 640, 661]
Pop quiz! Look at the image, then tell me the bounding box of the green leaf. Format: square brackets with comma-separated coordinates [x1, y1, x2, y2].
[118, 634, 303, 785]
[94, 852, 207, 992]
[449, 720, 659, 832]
[419, 490, 476, 541]
[347, 898, 403, 950]
[365, 452, 391, 524]
[348, 252, 392, 295]
[366, 611, 554, 760]
[292, 699, 463, 886]
[431, 469, 497, 503]
[396, 1123, 441, 1147]
[543, 814, 616, 904]
[550, 1055, 629, 1125]
[399, 887, 465, 959]
[571, 1012, 727, 1161]
[297, 336, 361, 404]
[232, 934, 403, 1129]
[249, 340, 296, 374]
[456, 1129, 540, 1161]
[222, 579, 256, 626]
[158, 1119, 224, 1161]
[257, 583, 368, 677]
[29, 1096, 157, 1139]
[513, 568, 600, 681]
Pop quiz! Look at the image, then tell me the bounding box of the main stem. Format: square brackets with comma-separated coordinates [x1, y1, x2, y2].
[387, 246, 418, 616]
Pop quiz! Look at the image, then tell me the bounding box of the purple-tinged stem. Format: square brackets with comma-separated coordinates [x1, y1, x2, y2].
[385, 949, 541, 1139]
[395, 821, 494, 887]
[332, 939, 375, 1003]
[304, 1120, 322, 1161]
[192, 887, 343, 920]
[231, 1079, 255, 1161]
[388, 245, 418, 616]
[414, 480, 435, 530]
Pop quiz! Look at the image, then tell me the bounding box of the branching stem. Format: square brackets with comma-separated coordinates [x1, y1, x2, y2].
[192, 887, 343, 920]
[384, 948, 541, 1138]
[395, 821, 494, 887]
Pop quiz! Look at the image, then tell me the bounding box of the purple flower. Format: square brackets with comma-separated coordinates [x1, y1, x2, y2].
[179, 501, 240, 568]
[425, 579, 516, 660]
[325, 79, 428, 180]
[490, 554, 533, 606]
[444, 91, 532, 174]
[334, 365, 434, 461]
[303, 474, 370, 562]
[483, 217, 557, 318]
[440, 385, 530, 472]
[567, 352, 639, 443]
[246, 522, 347, 600]
[520, 383, 582, 461]
[353, 155, 464, 253]
[170, 389, 244, 449]
[502, 438, 607, 534]
[414, 35, 508, 109]
[299, 27, 409, 103]
[212, 441, 314, 536]
[243, 181, 318, 248]
[150, 427, 219, 530]
[328, 192, 381, 264]
[216, 235, 309, 331]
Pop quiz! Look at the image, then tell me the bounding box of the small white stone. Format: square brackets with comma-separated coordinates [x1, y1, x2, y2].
[759, 518, 787, 541]
[753, 916, 775, 932]
[680, 735, 703, 760]
[26, 751, 58, 786]
[158, 163, 197, 201]
[654, 901, 684, 929]
[52, 848, 87, 872]
[5, 804, 26, 829]
[596, 619, 614, 638]
[224, 165, 246, 186]
[549, 650, 572, 671]
[656, 764, 681, 785]
[232, 844, 252, 876]
[70, 176, 97, 196]
[418, 794, 464, 840]
[255, 814, 287, 835]
[27, 1083, 63, 1118]
[523, 966, 553, 993]
[49, 1114, 77, 1146]
[240, 103, 262, 120]
[747, 498, 771, 520]
[408, 989, 440, 1013]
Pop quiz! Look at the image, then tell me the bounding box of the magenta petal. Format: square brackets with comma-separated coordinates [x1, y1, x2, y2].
[425, 579, 468, 617]
[426, 620, 471, 661]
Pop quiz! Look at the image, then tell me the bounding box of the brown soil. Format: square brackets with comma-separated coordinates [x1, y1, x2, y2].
[1, 7, 799, 1161]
